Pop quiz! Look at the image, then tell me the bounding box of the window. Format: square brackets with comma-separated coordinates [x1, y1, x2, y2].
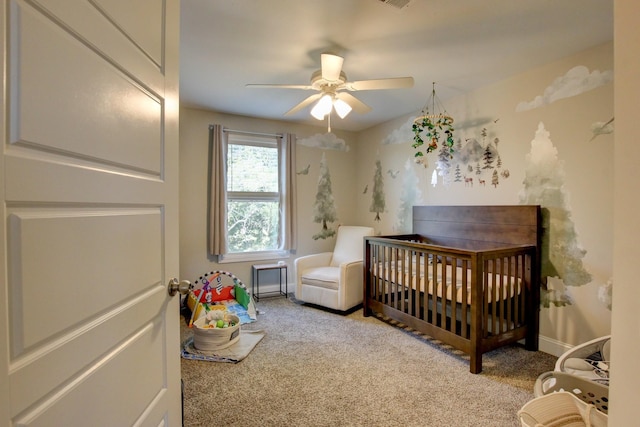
[208, 126, 296, 262]
[212, 130, 295, 263]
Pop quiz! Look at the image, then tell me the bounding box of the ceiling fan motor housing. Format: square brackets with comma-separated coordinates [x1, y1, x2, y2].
[310, 69, 347, 92]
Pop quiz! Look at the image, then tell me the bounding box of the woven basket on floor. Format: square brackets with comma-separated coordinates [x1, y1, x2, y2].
[192, 314, 241, 351]
[518, 391, 608, 427]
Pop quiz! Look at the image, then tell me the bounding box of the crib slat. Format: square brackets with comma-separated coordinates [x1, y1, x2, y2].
[498, 258, 509, 334]
[497, 258, 503, 333]
[518, 253, 525, 325]
[399, 247, 404, 312]
[461, 259, 469, 339]
[403, 247, 409, 313]
[450, 257, 457, 333]
[414, 250, 421, 320]
[376, 244, 381, 301]
[491, 259, 497, 336]
[519, 253, 525, 325]
[483, 259, 490, 339]
[507, 256, 513, 332]
[392, 247, 396, 307]
[423, 250, 429, 322]
[379, 243, 385, 303]
[441, 257, 448, 329]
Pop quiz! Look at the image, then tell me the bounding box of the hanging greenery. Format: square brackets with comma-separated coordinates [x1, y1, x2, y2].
[412, 83, 455, 161]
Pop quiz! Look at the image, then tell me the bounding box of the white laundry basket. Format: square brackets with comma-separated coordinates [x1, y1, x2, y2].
[534, 371, 609, 414]
[555, 335, 611, 386]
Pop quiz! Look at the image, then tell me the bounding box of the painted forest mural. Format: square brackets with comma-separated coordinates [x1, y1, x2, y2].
[312, 153, 337, 240]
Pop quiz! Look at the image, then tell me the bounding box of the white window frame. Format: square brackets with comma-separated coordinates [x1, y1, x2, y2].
[218, 132, 289, 263]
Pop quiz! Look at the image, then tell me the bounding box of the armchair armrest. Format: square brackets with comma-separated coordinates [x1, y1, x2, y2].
[339, 260, 365, 309]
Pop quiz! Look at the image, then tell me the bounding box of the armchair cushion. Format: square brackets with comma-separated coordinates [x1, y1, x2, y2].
[300, 266, 339, 290]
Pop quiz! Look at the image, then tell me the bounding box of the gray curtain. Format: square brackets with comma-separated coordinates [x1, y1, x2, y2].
[281, 133, 297, 251]
[208, 124, 227, 255]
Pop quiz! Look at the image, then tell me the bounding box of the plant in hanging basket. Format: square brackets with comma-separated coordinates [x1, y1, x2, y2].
[412, 114, 455, 159]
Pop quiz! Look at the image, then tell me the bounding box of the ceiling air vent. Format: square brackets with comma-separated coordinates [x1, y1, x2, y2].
[377, 0, 412, 11]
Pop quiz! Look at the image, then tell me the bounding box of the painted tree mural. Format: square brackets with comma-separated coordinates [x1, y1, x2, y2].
[395, 159, 422, 233]
[312, 153, 337, 240]
[491, 169, 499, 187]
[454, 164, 463, 183]
[519, 122, 592, 307]
[370, 159, 385, 221]
[482, 144, 495, 169]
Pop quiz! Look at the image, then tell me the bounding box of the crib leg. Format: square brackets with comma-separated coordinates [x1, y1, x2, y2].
[363, 301, 371, 317]
[470, 353, 482, 374]
[525, 332, 539, 351]
[362, 292, 371, 317]
[525, 306, 540, 351]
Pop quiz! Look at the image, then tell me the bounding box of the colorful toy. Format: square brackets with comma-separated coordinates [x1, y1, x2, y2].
[185, 270, 254, 327]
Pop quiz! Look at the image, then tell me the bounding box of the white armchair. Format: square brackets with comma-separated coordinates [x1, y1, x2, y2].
[294, 225, 374, 311]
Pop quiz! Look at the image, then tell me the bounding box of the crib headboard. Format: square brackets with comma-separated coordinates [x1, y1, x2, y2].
[412, 205, 541, 250]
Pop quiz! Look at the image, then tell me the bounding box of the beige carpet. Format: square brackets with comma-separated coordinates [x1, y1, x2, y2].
[180, 296, 556, 427]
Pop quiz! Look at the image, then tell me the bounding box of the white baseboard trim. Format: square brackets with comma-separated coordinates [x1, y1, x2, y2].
[539, 335, 573, 358]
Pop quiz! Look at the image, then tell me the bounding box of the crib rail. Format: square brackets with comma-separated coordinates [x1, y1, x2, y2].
[363, 234, 538, 373]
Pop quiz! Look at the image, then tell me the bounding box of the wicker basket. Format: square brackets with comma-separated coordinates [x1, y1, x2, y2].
[518, 391, 608, 427]
[192, 314, 241, 351]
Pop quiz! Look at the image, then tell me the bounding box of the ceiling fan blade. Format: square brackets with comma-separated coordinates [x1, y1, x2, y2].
[346, 77, 414, 91]
[321, 53, 344, 82]
[284, 93, 322, 116]
[336, 92, 371, 114]
[246, 83, 314, 90]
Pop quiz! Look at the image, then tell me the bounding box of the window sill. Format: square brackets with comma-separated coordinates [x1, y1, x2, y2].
[218, 250, 290, 264]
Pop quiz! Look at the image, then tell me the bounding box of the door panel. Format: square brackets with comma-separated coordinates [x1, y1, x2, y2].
[13, 1, 162, 174]
[1, 0, 180, 425]
[8, 209, 162, 353]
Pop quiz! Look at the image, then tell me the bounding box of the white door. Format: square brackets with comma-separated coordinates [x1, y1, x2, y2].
[0, 0, 181, 425]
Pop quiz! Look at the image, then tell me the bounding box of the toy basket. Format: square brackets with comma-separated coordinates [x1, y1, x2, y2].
[192, 314, 241, 351]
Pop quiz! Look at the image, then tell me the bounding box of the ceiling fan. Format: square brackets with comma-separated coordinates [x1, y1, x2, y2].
[246, 53, 414, 122]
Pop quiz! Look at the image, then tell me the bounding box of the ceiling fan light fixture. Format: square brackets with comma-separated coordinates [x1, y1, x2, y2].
[333, 98, 352, 119]
[247, 52, 413, 122]
[310, 94, 333, 120]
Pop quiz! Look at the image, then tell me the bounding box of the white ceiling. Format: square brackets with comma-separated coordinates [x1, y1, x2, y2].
[180, 0, 613, 132]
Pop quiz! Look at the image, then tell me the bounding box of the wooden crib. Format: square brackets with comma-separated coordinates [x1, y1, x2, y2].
[363, 205, 541, 373]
